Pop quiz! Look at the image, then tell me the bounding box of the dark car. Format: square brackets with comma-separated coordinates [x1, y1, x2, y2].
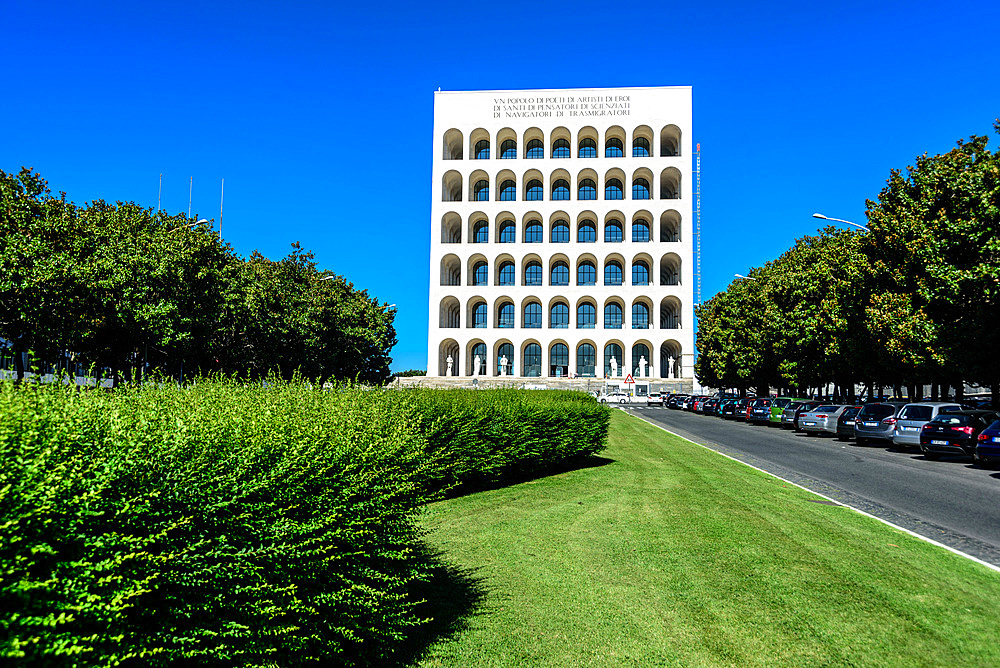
[719, 399, 739, 419]
[667, 394, 688, 409]
[791, 401, 823, 432]
[919, 410, 1000, 460]
[733, 397, 752, 421]
[836, 406, 862, 441]
[853, 402, 908, 446]
[975, 419, 1000, 468]
[748, 398, 773, 424]
[702, 398, 720, 415]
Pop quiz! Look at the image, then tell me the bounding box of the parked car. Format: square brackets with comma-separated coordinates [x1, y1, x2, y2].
[780, 401, 805, 428]
[799, 404, 850, 435]
[733, 397, 753, 421]
[702, 398, 720, 415]
[748, 398, 773, 424]
[646, 392, 664, 407]
[974, 419, 1000, 468]
[892, 402, 964, 449]
[790, 401, 823, 432]
[600, 392, 629, 404]
[853, 402, 908, 446]
[718, 399, 738, 418]
[836, 406, 862, 441]
[667, 394, 687, 409]
[919, 410, 1000, 459]
[768, 397, 795, 425]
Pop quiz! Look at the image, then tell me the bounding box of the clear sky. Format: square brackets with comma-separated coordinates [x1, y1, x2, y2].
[4, 0, 999, 371]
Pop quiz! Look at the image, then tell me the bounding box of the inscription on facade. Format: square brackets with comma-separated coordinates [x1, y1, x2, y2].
[492, 95, 631, 119]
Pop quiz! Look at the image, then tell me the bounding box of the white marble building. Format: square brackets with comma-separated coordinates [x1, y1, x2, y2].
[426, 86, 693, 385]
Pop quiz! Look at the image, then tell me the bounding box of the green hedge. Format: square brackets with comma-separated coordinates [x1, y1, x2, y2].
[0, 380, 608, 666]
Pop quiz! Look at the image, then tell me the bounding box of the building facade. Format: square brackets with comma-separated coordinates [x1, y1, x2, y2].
[427, 86, 693, 385]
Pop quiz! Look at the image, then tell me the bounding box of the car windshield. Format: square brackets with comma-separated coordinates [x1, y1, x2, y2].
[815, 405, 840, 412]
[929, 415, 972, 426]
[899, 405, 933, 421]
[858, 404, 897, 419]
[773, 399, 790, 408]
[842, 407, 860, 418]
[753, 399, 771, 407]
[787, 402, 801, 410]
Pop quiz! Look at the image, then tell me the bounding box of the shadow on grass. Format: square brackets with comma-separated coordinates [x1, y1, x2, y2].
[445, 454, 616, 499]
[384, 546, 488, 667]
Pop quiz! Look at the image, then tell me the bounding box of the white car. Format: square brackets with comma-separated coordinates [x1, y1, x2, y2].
[600, 392, 629, 404]
[892, 402, 963, 449]
[799, 405, 850, 435]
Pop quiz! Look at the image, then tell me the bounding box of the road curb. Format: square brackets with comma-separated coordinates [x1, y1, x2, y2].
[622, 408, 1000, 574]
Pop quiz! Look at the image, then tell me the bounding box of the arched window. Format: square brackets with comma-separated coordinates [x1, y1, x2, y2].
[578, 178, 597, 200]
[500, 139, 517, 159]
[473, 180, 489, 201]
[551, 261, 569, 286]
[631, 343, 651, 374]
[550, 302, 569, 329]
[473, 301, 488, 328]
[524, 303, 542, 329]
[550, 343, 569, 377]
[552, 138, 570, 158]
[499, 180, 517, 201]
[498, 303, 515, 328]
[551, 220, 570, 243]
[577, 303, 596, 329]
[632, 178, 650, 200]
[526, 179, 544, 201]
[473, 261, 488, 286]
[605, 178, 624, 200]
[578, 221, 596, 243]
[497, 342, 514, 374]
[525, 220, 543, 243]
[632, 137, 650, 157]
[526, 139, 544, 159]
[605, 221, 623, 243]
[604, 343, 624, 376]
[525, 261, 543, 286]
[474, 221, 489, 243]
[632, 303, 650, 329]
[604, 303, 623, 329]
[605, 261, 623, 286]
[579, 138, 597, 158]
[498, 221, 516, 243]
[605, 138, 624, 158]
[475, 140, 490, 160]
[552, 179, 570, 200]
[632, 261, 650, 285]
[577, 343, 596, 377]
[577, 261, 596, 285]
[498, 261, 515, 286]
[471, 342, 487, 374]
[523, 343, 542, 377]
[632, 220, 650, 242]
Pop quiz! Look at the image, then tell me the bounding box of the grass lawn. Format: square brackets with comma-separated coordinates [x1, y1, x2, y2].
[412, 410, 1000, 667]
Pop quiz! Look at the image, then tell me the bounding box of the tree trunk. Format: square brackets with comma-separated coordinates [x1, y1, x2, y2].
[992, 381, 999, 410]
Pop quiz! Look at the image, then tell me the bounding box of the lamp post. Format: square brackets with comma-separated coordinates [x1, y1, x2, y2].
[734, 273, 757, 281]
[812, 212, 869, 232]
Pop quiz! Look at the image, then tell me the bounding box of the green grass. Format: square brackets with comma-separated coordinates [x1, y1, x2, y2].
[413, 410, 1000, 667]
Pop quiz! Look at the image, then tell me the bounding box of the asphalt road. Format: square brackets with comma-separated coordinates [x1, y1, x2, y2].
[625, 405, 1000, 568]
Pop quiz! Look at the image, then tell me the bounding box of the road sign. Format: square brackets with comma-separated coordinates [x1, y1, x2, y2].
[624, 374, 635, 384]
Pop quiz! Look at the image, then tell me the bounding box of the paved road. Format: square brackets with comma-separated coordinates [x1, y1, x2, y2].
[625, 406, 1000, 567]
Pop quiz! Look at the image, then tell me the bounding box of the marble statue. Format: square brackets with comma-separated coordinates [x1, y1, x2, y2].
[639, 355, 648, 378]
[473, 354, 482, 376]
[609, 356, 618, 377]
[667, 355, 675, 379]
[499, 354, 508, 376]
[446, 354, 453, 377]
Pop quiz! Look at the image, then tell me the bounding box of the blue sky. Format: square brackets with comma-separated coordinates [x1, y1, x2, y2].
[4, 0, 999, 371]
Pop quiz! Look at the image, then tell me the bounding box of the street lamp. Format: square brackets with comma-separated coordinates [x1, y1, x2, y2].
[734, 274, 757, 281]
[812, 212, 869, 232]
[171, 218, 209, 232]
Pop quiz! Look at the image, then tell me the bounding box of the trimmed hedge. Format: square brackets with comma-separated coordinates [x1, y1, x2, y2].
[0, 380, 608, 666]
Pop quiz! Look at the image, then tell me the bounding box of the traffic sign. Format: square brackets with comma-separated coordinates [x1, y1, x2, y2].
[624, 374, 635, 384]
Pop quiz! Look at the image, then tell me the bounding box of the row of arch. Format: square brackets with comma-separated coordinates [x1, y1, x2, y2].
[437, 338, 685, 379]
[439, 295, 683, 331]
[442, 125, 682, 160]
[442, 167, 681, 202]
[440, 253, 682, 288]
[441, 210, 681, 244]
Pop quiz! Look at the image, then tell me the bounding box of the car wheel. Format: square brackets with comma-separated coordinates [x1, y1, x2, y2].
[620, 399, 627, 404]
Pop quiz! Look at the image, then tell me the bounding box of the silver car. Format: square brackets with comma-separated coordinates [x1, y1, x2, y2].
[799, 405, 850, 435]
[892, 402, 964, 448]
